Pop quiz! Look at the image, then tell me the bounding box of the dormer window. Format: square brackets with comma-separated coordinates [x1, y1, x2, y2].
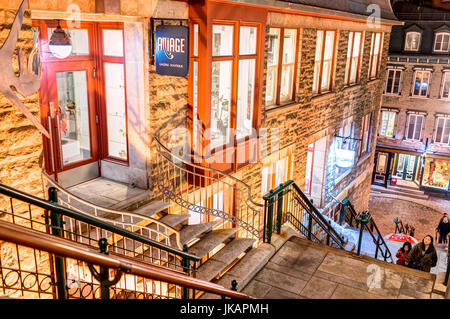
[405, 32, 421, 51]
[434, 32, 450, 53]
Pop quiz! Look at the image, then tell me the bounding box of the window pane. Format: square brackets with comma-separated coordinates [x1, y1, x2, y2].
[211, 60, 232, 148]
[104, 63, 127, 159]
[282, 29, 297, 64]
[386, 70, 394, 92]
[56, 71, 91, 164]
[393, 70, 401, 93]
[103, 30, 124, 57]
[280, 30, 296, 102]
[414, 71, 422, 95]
[421, 72, 429, 96]
[436, 118, 444, 142]
[414, 116, 422, 140]
[48, 28, 89, 56]
[213, 25, 233, 56]
[280, 65, 294, 102]
[387, 112, 395, 137]
[406, 32, 419, 50]
[443, 119, 450, 144]
[239, 26, 257, 55]
[266, 29, 279, 105]
[407, 115, 416, 140]
[236, 59, 255, 139]
[193, 24, 199, 56]
[442, 72, 450, 98]
[313, 31, 324, 93]
[193, 62, 199, 151]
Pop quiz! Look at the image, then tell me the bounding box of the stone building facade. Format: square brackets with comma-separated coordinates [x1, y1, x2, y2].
[0, 0, 400, 222]
[373, 1, 450, 196]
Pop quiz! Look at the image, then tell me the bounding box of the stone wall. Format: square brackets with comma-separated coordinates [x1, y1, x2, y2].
[0, 8, 43, 197]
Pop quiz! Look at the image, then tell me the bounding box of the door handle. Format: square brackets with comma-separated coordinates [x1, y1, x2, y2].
[47, 116, 55, 172]
[56, 114, 64, 168]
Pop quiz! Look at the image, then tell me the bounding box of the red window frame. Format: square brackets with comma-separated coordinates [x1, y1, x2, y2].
[313, 29, 337, 95]
[369, 32, 383, 79]
[265, 27, 300, 107]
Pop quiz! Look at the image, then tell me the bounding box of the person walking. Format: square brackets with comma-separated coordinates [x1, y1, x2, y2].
[436, 215, 450, 244]
[396, 242, 412, 266]
[405, 235, 438, 272]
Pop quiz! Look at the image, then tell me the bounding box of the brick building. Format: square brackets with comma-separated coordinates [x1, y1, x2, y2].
[373, 0, 450, 197]
[0, 0, 400, 244]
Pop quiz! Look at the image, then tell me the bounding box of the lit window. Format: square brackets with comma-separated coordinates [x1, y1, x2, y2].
[336, 122, 355, 179]
[265, 28, 297, 107]
[369, 32, 383, 79]
[385, 69, 402, 94]
[412, 70, 431, 97]
[313, 30, 336, 94]
[406, 114, 424, 141]
[380, 111, 396, 137]
[440, 71, 450, 99]
[305, 142, 315, 195]
[345, 31, 363, 86]
[434, 117, 450, 145]
[434, 32, 450, 53]
[405, 32, 421, 51]
[360, 112, 373, 157]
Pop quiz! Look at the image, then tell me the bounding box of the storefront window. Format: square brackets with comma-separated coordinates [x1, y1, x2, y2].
[211, 60, 232, 148]
[213, 25, 233, 56]
[236, 59, 255, 139]
[423, 158, 449, 190]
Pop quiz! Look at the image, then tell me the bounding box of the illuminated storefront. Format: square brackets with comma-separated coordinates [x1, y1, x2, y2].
[422, 157, 450, 191]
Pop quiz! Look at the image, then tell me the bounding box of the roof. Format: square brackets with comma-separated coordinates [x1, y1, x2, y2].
[279, 0, 398, 20]
[393, 1, 450, 21]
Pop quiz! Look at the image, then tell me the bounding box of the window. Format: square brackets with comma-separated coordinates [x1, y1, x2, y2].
[380, 111, 396, 137]
[345, 32, 363, 86]
[440, 71, 450, 99]
[412, 70, 431, 97]
[385, 69, 402, 94]
[191, 23, 200, 153]
[434, 117, 450, 145]
[404, 32, 421, 51]
[406, 114, 424, 141]
[210, 23, 259, 149]
[305, 142, 315, 195]
[313, 30, 336, 95]
[360, 112, 373, 157]
[265, 28, 298, 107]
[434, 32, 450, 53]
[369, 32, 383, 79]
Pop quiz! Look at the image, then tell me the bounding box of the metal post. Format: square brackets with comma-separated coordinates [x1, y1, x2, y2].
[374, 234, 380, 259]
[356, 211, 371, 256]
[182, 245, 190, 299]
[48, 187, 67, 300]
[276, 191, 284, 234]
[339, 202, 346, 225]
[266, 193, 274, 244]
[394, 217, 400, 234]
[307, 207, 313, 241]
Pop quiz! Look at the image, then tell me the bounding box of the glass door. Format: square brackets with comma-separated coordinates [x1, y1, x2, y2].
[396, 154, 405, 178]
[47, 61, 99, 186]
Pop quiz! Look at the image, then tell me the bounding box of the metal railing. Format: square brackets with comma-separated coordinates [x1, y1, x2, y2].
[42, 172, 183, 250]
[0, 182, 201, 299]
[0, 220, 251, 299]
[262, 181, 345, 249]
[339, 198, 393, 262]
[153, 109, 264, 240]
[393, 217, 415, 236]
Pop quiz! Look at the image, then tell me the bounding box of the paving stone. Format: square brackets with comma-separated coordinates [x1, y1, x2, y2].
[265, 261, 312, 282]
[398, 274, 434, 298]
[300, 276, 338, 299]
[367, 267, 404, 298]
[254, 268, 308, 295]
[331, 284, 385, 299]
[314, 269, 369, 291]
[317, 253, 371, 285]
[264, 287, 302, 299]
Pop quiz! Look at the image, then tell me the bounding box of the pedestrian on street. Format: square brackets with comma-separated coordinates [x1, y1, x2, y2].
[395, 242, 412, 266]
[405, 235, 438, 272]
[436, 215, 450, 244]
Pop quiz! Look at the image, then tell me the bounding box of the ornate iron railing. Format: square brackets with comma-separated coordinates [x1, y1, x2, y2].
[339, 198, 393, 263]
[393, 217, 415, 236]
[42, 172, 183, 250]
[153, 109, 263, 240]
[263, 180, 346, 249]
[0, 220, 251, 299]
[0, 182, 201, 299]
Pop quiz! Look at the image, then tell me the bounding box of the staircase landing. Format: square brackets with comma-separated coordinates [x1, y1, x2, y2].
[66, 177, 151, 211]
[242, 236, 439, 299]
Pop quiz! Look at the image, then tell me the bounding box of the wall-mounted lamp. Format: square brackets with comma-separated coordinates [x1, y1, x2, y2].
[49, 21, 72, 59]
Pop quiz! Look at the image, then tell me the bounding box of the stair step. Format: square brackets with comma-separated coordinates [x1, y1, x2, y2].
[157, 214, 190, 229]
[170, 222, 217, 248]
[134, 201, 172, 218]
[197, 238, 255, 282]
[189, 228, 239, 259]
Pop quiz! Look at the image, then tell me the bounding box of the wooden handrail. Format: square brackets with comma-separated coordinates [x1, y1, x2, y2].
[0, 220, 252, 299]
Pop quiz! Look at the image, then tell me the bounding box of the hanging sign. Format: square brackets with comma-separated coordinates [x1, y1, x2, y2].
[155, 25, 189, 77]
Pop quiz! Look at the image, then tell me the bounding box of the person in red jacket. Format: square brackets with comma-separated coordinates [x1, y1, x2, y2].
[396, 242, 412, 266]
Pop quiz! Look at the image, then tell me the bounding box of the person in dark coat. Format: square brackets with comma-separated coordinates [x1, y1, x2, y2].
[405, 235, 438, 272]
[436, 216, 450, 244]
[396, 242, 412, 266]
